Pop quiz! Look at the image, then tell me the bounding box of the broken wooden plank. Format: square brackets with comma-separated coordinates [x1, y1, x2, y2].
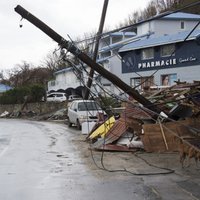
[141, 118, 200, 152]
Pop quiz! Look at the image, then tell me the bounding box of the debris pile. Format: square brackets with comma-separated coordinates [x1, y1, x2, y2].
[146, 81, 200, 119]
[0, 111, 10, 118]
[87, 81, 200, 160]
[0, 108, 68, 121]
[44, 108, 68, 121]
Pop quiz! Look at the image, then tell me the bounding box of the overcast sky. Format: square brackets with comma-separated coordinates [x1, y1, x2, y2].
[0, 0, 151, 71]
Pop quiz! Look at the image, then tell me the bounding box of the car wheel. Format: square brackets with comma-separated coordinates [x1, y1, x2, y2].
[77, 119, 81, 130]
[68, 119, 72, 127]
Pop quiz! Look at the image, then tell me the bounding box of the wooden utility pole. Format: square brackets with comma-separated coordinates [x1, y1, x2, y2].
[14, 5, 161, 114]
[84, 0, 109, 99]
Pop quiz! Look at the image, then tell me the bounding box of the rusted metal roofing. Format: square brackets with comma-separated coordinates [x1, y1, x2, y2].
[91, 118, 127, 149]
[91, 104, 153, 150]
[91, 81, 200, 153]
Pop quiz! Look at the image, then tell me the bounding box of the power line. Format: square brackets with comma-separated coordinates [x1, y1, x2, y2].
[74, 1, 200, 45]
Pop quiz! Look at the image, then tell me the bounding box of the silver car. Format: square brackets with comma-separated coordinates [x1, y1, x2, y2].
[68, 100, 105, 130]
[46, 92, 67, 102]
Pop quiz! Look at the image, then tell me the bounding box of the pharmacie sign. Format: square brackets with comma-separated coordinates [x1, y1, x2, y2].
[137, 56, 197, 70]
[138, 58, 177, 69]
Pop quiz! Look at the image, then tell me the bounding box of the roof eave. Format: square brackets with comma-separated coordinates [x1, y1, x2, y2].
[119, 37, 195, 53]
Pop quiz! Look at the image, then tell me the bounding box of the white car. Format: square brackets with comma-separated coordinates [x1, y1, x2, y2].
[68, 100, 105, 130]
[46, 92, 67, 102]
[67, 95, 82, 101]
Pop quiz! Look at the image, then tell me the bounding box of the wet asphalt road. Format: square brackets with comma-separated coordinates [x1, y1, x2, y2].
[0, 119, 200, 200]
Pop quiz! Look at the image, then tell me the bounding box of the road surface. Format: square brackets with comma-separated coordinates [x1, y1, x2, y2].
[0, 119, 199, 200]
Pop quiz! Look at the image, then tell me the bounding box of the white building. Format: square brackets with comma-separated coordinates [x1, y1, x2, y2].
[48, 12, 200, 96]
[119, 12, 200, 90]
[48, 66, 85, 96]
[47, 31, 136, 97]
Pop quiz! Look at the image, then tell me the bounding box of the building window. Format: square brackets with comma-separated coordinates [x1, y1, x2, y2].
[50, 80, 55, 86]
[141, 48, 154, 60]
[161, 44, 175, 57]
[101, 51, 111, 58]
[181, 21, 185, 29]
[161, 74, 177, 86]
[131, 78, 141, 90]
[131, 76, 154, 91]
[112, 36, 122, 44]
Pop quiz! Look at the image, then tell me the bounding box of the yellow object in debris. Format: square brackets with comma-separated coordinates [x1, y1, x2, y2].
[89, 116, 115, 139]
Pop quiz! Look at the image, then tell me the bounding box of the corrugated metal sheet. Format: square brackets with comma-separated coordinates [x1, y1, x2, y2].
[162, 12, 200, 20]
[91, 104, 153, 150]
[119, 29, 200, 52]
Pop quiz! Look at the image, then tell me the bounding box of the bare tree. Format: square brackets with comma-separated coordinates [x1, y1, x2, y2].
[142, 1, 158, 19]
[8, 61, 31, 87]
[115, 0, 200, 29]
[5, 61, 52, 87]
[42, 48, 67, 73]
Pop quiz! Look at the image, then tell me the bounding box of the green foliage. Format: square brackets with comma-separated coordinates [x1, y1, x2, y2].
[0, 87, 29, 104]
[0, 84, 45, 105]
[97, 96, 121, 117]
[100, 96, 121, 109]
[29, 85, 46, 102]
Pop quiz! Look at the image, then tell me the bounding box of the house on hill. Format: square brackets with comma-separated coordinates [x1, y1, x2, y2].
[47, 66, 85, 97]
[0, 84, 12, 93]
[119, 12, 200, 90]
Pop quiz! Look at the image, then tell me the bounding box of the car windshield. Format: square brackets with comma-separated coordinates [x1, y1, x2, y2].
[78, 102, 101, 111]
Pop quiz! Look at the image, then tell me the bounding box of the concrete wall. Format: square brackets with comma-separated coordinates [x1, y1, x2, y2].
[137, 20, 200, 38]
[0, 102, 67, 115]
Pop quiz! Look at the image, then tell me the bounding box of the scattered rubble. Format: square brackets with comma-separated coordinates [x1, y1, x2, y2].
[0, 108, 68, 121]
[13, 5, 200, 170]
[0, 81, 200, 168]
[46, 108, 68, 120]
[0, 111, 9, 118]
[87, 81, 200, 168]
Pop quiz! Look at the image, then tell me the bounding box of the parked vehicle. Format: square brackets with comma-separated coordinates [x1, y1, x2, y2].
[46, 92, 67, 102]
[67, 95, 82, 101]
[68, 100, 105, 130]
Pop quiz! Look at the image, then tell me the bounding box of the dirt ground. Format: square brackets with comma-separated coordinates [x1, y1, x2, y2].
[1, 116, 199, 199]
[70, 129, 200, 199]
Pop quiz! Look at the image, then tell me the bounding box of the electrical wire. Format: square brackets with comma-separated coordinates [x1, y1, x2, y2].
[64, 10, 200, 98]
[68, 54, 200, 133]
[61, 20, 200, 175]
[98, 148, 175, 176]
[67, 53, 200, 138]
[70, 65, 196, 176]
[68, 2, 200, 92]
[143, 20, 200, 88]
[73, 1, 200, 45]
[93, 98, 200, 175]
[40, 0, 200, 175]
[65, 56, 128, 105]
[88, 88, 200, 175]
[102, 37, 159, 89]
[84, 90, 176, 176]
[88, 111, 175, 176]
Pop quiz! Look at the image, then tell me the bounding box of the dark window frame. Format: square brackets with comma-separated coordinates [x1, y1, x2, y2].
[141, 48, 154, 60]
[160, 44, 175, 57]
[181, 21, 185, 29]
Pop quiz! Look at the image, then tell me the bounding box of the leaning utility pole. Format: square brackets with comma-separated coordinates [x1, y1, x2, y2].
[84, 0, 109, 100]
[14, 5, 161, 114]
